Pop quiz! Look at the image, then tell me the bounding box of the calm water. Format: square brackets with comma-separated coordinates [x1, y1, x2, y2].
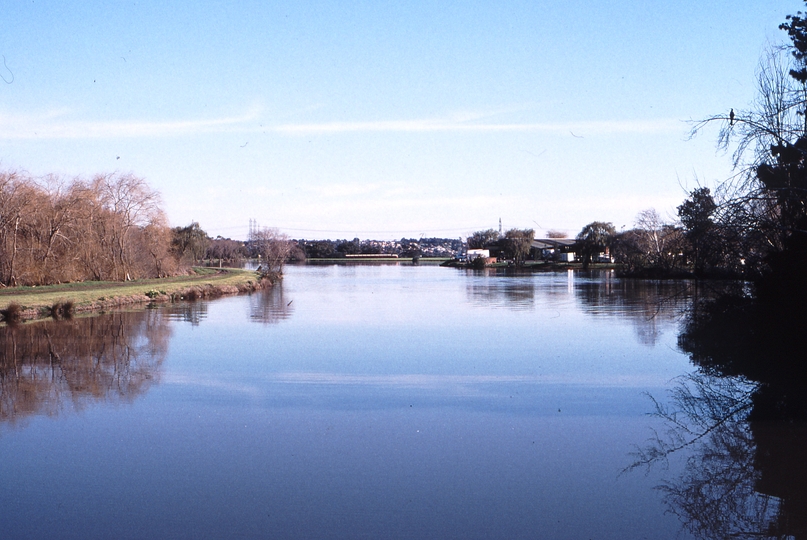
[0, 265, 698, 539]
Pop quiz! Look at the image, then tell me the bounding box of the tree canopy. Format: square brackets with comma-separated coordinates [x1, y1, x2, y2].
[467, 229, 499, 249]
[576, 222, 615, 269]
[502, 228, 534, 266]
[0, 171, 177, 285]
[684, 3, 807, 283]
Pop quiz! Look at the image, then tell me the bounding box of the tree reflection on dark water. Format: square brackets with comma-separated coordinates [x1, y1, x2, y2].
[0, 310, 170, 427]
[631, 284, 807, 539]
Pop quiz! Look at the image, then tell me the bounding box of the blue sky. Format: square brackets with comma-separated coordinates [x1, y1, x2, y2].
[0, 1, 798, 240]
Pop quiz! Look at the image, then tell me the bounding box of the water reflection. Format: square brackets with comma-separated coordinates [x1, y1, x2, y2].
[0, 310, 170, 426]
[162, 301, 209, 326]
[0, 265, 697, 540]
[464, 269, 691, 345]
[250, 284, 294, 324]
[575, 272, 692, 346]
[464, 274, 536, 310]
[632, 285, 807, 538]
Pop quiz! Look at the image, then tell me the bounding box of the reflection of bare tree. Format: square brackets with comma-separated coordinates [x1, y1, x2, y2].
[629, 288, 807, 539]
[249, 284, 294, 324]
[628, 374, 756, 472]
[0, 310, 170, 426]
[628, 372, 807, 539]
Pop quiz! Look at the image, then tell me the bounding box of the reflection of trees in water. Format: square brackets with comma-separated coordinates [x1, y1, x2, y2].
[0, 310, 170, 426]
[628, 374, 774, 538]
[249, 284, 294, 324]
[464, 270, 691, 343]
[161, 301, 209, 326]
[465, 268, 572, 310]
[465, 273, 536, 311]
[680, 288, 807, 421]
[630, 288, 807, 539]
[575, 271, 692, 346]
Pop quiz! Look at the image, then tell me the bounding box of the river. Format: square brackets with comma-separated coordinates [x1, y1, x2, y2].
[0, 264, 697, 539]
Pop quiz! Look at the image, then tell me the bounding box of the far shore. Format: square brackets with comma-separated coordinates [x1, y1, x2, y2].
[301, 257, 450, 264]
[0, 268, 267, 323]
[439, 259, 617, 271]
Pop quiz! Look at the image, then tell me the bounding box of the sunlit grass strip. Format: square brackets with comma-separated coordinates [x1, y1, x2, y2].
[0, 268, 264, 320]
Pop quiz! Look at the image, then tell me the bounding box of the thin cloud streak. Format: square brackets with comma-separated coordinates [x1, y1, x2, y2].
[0, 108, 682, 140]
[273, 118, 684, 135]
[0, 110, 259, 139]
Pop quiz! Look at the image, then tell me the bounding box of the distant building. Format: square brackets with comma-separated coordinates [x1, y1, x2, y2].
[530, 238, 577, 261]
[466, 249, 490, 261]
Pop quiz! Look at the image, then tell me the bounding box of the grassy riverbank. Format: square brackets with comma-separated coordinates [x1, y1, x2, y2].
[0, 268, 266, 322]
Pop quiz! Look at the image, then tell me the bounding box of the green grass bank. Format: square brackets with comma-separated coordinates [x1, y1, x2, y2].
[0, 267, 267, 322]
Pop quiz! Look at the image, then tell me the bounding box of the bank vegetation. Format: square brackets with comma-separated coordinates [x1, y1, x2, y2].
[0, 267, 267, 322]
[0, 171, 182, 286]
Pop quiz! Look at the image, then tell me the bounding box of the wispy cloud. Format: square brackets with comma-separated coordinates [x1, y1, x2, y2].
[272, 118, 683, 136]
[0, 107, 683, 140]
[0, 108, 260, 139]
[304, 182, 384, 198]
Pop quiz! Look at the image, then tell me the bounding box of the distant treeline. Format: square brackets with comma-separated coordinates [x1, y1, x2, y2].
[203, 236, 461, 261]
[297, 237, 462, 258]
[203, 236, 462, 263]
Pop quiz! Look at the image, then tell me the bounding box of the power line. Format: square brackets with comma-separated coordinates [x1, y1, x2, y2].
[283, 228, 487, 234]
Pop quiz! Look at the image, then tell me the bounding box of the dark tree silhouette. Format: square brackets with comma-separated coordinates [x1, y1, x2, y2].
[576, 221, 615, 269]
[467, 229, 500, 249]
[677, 188, 719, 276]
[502, 228, 534, 266]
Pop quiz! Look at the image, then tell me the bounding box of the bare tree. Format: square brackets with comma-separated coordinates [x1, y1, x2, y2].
[691, 46, 804, 192]
[137, 214, 177, 278]
[252, 227, 293, 279]
[635, 209, 665, 262]
[690, 44, 807, 276]
[0, 170, 174, 284]
[93, 173, 164, 280]
[0, 172, 36, 286]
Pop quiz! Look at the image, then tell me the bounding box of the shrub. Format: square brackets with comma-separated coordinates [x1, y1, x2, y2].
[49, 301, 75, 319]
[1, 302, 22, 323]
